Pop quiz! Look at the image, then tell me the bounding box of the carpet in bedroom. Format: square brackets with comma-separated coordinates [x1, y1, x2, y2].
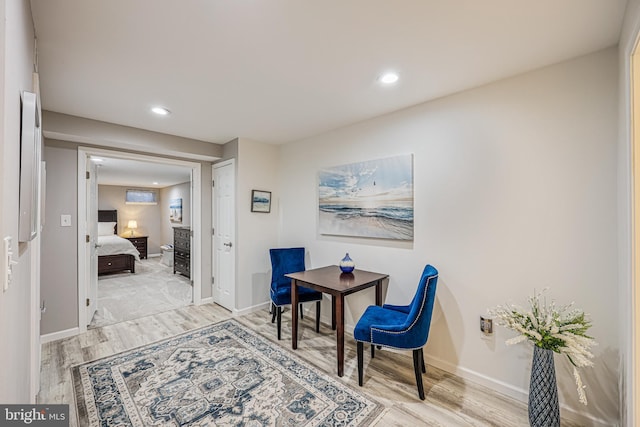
[89, 257, 192, 328]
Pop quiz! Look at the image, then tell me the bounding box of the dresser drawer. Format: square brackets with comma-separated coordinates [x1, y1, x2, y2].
[173, 226, 191, 279]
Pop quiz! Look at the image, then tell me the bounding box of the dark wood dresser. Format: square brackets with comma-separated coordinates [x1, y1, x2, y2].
[173, 226, 190, 278]
[126, 236, 148, 259]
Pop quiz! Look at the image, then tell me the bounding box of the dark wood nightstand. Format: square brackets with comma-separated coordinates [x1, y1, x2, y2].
[126, 236, 148, 259]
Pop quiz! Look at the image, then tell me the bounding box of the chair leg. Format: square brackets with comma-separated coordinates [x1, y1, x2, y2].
[413, 349, 425, 400]
[422, 355, 426, 373]
[315, 301, 321, 333]
[300, 303, 304, 319]
[371, 344, 375, 359]
[271, 303, 276, 323]
[277, 306, 282, 340]
[357, 341, 364, 386]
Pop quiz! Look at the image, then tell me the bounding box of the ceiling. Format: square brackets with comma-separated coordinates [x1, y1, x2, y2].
[93, 156, 191, 188]
[30, 1, 628, 145]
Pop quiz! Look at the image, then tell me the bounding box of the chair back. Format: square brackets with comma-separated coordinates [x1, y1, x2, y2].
[269, 247, 305, 295]
[402, 264, 439, 348]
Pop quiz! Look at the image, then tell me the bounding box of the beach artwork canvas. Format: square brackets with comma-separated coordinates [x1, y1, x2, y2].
[169, 198, 183, 223]
[318, 154, 413, 240]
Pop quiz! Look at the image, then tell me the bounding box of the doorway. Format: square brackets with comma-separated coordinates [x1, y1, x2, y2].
[77, 147, 203, 332]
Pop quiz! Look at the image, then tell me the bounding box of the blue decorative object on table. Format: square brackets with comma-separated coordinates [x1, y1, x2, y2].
[339, 253, 355, 273]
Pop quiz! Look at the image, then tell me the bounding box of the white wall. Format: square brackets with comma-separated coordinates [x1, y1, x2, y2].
[0, 0, 37, 402]
[160, 181, 191, 251]
[41, 142, 78, 335]
[234, 138, 279, 312]
[277, 48, 619, 424]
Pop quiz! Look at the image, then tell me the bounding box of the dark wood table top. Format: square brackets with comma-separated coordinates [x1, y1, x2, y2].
[286, 265, 388, 296]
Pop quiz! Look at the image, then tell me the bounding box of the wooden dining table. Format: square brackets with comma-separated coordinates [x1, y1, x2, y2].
[286, 265, 388, 377]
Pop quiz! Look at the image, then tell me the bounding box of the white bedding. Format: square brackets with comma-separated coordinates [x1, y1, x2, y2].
[97, 235, 141, 261]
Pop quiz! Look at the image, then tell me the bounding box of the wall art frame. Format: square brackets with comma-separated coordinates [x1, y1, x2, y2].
[251, 190, 271, 213]
[18, 91, 41, 242]
[318, 154, 414, 240]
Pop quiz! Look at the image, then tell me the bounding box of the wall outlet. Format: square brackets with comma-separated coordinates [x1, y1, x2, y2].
[480, 316, 493, 335]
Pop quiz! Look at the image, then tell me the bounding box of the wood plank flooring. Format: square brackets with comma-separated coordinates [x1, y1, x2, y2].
[37, 304, 580, 426]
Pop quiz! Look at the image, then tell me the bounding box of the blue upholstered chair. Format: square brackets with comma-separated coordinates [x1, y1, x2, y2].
[269, 247, 323, 340]
[353, 264, 438, 400]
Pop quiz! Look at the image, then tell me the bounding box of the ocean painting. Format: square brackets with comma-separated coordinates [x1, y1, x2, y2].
[318, 154, 413, 240]
[169, 198, 182, 223]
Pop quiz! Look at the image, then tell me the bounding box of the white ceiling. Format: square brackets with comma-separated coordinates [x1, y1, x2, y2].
[31, 1, 628, 145]
[93, 156, 191, 188]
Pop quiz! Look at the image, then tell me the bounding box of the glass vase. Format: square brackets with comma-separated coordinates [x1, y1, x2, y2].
[339, 253, 355, 273]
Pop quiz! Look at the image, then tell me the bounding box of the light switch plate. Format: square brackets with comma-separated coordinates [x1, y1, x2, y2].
[3, 237, 12, 291]
[61, 214, 72, 227]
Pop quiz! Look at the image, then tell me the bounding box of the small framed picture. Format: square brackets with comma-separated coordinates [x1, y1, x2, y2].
[251, 190, 271, 213]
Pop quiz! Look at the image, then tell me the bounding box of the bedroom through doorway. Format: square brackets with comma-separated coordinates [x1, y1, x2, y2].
[77, 148, 202, 330]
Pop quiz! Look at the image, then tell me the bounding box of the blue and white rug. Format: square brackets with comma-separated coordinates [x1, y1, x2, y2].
[72, 319, 383, 426]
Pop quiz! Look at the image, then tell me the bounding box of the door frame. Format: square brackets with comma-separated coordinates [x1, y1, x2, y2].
[77, 147, 202, 333]
[630, 38, 640, 427]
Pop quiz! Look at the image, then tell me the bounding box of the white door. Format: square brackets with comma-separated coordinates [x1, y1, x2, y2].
[85, 157, 98, 325]
[213, 160, 235, 311]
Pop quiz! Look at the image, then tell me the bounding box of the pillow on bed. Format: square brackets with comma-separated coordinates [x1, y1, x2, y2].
[98, 222, 116, 236]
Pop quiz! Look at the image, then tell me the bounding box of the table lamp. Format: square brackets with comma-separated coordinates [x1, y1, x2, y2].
[127, 220, 138, 237]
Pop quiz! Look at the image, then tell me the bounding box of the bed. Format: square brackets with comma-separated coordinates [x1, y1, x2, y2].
[97, 210, 140, 275]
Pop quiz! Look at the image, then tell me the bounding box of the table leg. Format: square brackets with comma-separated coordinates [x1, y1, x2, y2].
[331, 295, 336, 330]
[292, 279, 299, 350]
[336, 294, 345, 377]
[375, 279, 382, 306]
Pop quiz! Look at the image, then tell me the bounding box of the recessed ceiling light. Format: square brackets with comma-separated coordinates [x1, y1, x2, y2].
[153, 182, 159, 185]
[151, 106, 170, 116]
[379, 72, 399, 85]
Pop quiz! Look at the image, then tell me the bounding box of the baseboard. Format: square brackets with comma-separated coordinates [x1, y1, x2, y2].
[147, 253, 161, 258]
[40, 327, 79, 344]
[233, 301, 271, 317]
[198, 297, 214, 305]
[424, 354, 612, 427]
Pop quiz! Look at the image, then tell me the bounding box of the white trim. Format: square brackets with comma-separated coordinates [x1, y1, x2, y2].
[147, 253, 161, 258]
[623, 14, 640, 427]
[199, 297, 214, 305]
[77, 147, 203, 328]
[77, 149, 88, 333]
[232, 301, 270, 317]
[40, 327, 80, 344]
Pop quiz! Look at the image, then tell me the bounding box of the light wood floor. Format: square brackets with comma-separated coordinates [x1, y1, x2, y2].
[38, 303, 580, 426]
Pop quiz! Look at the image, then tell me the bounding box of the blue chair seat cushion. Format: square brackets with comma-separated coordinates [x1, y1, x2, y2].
[271, 284, 322, 307]
[354, 305, 411, 347]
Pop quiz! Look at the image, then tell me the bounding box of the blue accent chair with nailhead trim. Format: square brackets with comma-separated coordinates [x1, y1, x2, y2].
[353, 264, 438, 400]
[269, 247, 323, 340]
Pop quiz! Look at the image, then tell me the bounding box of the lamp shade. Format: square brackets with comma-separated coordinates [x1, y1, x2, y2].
[127, 220, 138, 229]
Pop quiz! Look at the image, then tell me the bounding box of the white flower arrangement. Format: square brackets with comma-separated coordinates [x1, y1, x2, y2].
[489, 289, 596, 405]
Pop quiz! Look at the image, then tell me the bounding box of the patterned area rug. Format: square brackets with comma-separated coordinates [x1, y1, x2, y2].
[72, 319, 383, 426]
